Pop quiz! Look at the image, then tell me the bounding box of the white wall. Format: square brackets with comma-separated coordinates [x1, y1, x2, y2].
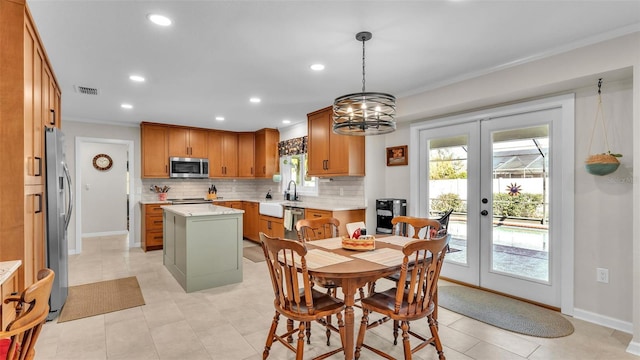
[80, 142, 128, 234]
[391, 32, 640, 351]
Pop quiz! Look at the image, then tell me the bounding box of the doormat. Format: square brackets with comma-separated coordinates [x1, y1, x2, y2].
[57, 276, 145, 323]
[438, 285, 574, 338]
[243, 246, 265, 262]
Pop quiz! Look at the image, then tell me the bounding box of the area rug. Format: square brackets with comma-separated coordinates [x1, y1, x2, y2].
[57, 276, 145, 323]
[438, 286, 574, 338]
[243, 245, 265, 263]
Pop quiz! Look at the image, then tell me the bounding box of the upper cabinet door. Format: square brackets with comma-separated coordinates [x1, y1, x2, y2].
[188, 129, 208, 158]
[208, 131, 238, 178]
[141, 123, 169, 178]
[237, 132, 255, 178]
[254, 129, 279, 178]
[307, 108, 331, 176]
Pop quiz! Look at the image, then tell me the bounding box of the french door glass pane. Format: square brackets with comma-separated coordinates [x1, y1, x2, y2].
[490, 125, 549, 282]
[428, 135, 468, 265]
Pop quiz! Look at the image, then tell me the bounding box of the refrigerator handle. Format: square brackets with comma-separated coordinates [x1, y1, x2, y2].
[63, 162, 73, 229]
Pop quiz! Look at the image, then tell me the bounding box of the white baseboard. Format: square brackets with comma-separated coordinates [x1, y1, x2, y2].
[626, 340, 640, 356]
[573, 308, 633, 334]
[82, 230, 128, 238]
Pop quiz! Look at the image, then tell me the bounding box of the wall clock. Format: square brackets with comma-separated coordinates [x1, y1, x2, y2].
[92, 153, 113, 171]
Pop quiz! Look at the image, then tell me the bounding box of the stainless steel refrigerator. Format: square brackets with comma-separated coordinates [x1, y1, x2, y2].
[44, 127, 73, 320]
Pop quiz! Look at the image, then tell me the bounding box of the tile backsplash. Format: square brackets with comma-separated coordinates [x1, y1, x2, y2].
[141, 177, 364, 207]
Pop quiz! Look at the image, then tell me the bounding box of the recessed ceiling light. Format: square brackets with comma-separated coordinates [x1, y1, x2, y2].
[129, 75, 145, 82]
[282, 120, 291, 124]
[121, 104, 133, 109]
[215, 116, 225, 121]
[310, 64, 325, 71]
[249, 97, 261, 103]
[147, 14, 172, 26]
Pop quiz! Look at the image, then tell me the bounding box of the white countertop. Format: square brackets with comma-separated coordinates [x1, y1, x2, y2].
[161, 204, 244, 217]
[0, 260, 21, 286]
[142, 198, 365, 211]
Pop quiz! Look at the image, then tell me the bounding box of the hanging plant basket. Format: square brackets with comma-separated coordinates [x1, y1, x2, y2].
[585, 153, 621, 176]
[585, 78, 623, 176]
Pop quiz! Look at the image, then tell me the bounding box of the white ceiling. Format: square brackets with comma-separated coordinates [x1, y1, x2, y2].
[28, 1, 640, 132]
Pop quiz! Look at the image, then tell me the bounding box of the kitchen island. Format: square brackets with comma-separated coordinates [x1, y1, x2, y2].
[162, 204, 244, 292]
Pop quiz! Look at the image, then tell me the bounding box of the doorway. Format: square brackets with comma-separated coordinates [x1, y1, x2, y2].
[74, 137, 136, 253]
[410, 94, 574, 311]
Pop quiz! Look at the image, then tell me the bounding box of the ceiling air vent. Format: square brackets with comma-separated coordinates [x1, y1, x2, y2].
[74, 85, 99, 95]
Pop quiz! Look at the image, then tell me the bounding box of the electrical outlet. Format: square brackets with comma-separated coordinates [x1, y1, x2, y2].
[596, 268, 609, 283]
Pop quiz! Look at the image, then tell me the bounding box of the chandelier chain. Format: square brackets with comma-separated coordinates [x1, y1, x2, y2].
[362, 36, 366, 93]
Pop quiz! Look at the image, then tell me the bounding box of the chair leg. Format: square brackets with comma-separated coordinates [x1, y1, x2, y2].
[306, 321, 311, 344]
[336, 310, 346, 351]
[355, 308, 369, 360]
[325, 315, 332, 346]
[287, 319, 294, 343]
[263, 312, 280, 359]
[401, 321, 412, 360]
[296, 322, 306, 360]
[393, 320, 399, 345]
[428, 315, 446, 360]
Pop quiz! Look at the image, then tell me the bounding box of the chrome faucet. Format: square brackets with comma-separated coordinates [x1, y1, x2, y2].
[286, 180, 297, 201]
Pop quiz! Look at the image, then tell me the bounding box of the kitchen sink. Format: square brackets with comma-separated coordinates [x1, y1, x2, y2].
[259, 202, 284, 218]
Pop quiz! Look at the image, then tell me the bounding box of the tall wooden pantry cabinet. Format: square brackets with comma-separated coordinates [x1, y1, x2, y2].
[0, 0, 62, 291]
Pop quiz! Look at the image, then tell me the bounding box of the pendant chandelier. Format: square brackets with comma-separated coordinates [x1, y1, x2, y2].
[333, 31, 396, 136]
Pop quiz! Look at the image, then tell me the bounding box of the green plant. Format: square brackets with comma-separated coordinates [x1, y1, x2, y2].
[493, 193, 543, 218]
[431, 193, 465, 213]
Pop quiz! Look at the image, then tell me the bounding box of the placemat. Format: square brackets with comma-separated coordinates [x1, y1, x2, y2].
[307, 237, 343, 250]
[351, 248, 405, 266]
[284, 249, 352, 269]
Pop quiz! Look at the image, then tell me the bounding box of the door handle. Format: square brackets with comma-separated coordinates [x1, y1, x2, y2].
[481, 210, 489, 216]
[482, 198, 488, 204]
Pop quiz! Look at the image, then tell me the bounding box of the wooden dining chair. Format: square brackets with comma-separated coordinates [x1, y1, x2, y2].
[382, 216, 443, 344]
[355, 234, 450, 360]
[295, 217, 341, 345]
[0, 268, 55, 360]
[295, 217, 340, 243]
[391, 216, 441, 239]
[259, 232, 346, 360]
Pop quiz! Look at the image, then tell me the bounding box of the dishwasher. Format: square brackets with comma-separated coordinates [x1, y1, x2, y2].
[284, 206, 305, 239]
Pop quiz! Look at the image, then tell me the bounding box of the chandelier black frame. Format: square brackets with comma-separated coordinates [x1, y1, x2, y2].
[333, 31, 396, 136]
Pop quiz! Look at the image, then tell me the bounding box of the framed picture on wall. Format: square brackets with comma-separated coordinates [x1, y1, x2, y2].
[386, 145, 408, 166]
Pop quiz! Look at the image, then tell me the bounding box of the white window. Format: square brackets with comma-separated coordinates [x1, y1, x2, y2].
[280, 154, 318, 197]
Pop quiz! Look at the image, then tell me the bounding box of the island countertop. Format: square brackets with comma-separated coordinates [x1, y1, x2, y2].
[161, 203, 245, 217]
[0, 260, 21, 286]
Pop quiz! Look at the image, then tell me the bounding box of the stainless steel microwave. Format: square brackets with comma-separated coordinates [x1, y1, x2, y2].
[169, 157, 209, 178]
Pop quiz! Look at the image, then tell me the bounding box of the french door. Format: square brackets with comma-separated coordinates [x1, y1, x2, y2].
[413, 96, 573, 308]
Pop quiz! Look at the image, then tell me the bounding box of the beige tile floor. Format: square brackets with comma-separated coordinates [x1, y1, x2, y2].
[34, 235, 637, 360]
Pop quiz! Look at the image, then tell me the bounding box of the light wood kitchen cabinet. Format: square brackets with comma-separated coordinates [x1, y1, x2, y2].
[307, 106, 365, 177]
[216, 201, 243, 209]
[141, 123, 170, 178]
[142, 203, 166, 251]
[1, 1, 58, 291]
[254, 128, 279, 178]
[1, 267, 19, 330]
[42, 65, 61, 129]
[169, 127, 208, 158]
[259, 214, 284, 239]
[238, 132, 255, 178]
[208, 131, 238, 177]
[26, 186, 45, 287]
[242, 201, 259, 242]
[306, 207, 366, 238]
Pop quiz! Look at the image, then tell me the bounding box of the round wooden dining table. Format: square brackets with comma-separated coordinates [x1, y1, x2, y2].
[304, 237, 416, 360]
